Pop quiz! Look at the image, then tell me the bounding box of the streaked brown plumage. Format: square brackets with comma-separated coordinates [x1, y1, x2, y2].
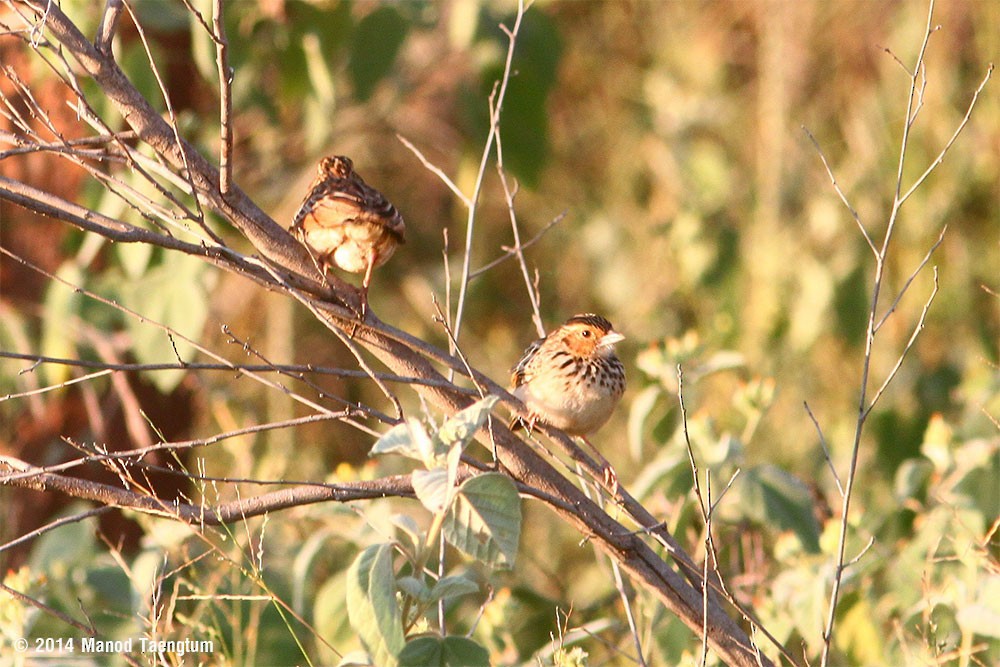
[290, 156, 405, 311]
[510, 313, 626, 489]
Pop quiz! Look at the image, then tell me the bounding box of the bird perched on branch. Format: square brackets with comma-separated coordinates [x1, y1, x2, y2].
[290, 155, 405, 314]
[510, 313, 626, 490]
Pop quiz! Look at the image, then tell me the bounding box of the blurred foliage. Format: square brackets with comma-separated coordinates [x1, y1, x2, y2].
[2, 0, 998, 665]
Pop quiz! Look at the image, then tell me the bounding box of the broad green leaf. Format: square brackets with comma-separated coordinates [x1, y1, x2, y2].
[396, 575, 431, 602]
[390, 514, 423, 562]
[346, 544, 404, 667]
[28, 503, 97, 576]
[444, 473, 521, 569]
[119, 252, 212, 393]
[412, 468, 450, 514]
[396, 574, 478, 606]
[893, 457, 933, 502]
[40, 262, 84, 386]
[837, 598, 886, 665]
[627, 385, 662, 461]
[398, 636, 490, 667]
[315, 572, 361, 663]
[957, 574, 1000, 638]
[292, 528, 338, 613]
[735, 465, 821, 553]
[371, 419, 422, 459]
[349, 7, 408, 101]
[436, 395, 499, 450]
[337, 651, 374, 667]
[115, 241, 154, 280]
[428, 575, 480, 603]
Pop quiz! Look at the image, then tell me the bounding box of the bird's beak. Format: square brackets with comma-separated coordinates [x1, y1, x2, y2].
[599, 331, 625, 348]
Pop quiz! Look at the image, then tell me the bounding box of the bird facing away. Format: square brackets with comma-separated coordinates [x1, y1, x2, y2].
[510, 313, 626, 489]
[290, 156, 405, 312]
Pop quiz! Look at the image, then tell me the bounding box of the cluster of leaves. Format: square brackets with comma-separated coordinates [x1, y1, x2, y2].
[344, 395, 517, 666]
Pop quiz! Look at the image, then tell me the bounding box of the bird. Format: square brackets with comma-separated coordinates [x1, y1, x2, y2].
[290, 155, 405, 314]
[510, 313, 626, 490]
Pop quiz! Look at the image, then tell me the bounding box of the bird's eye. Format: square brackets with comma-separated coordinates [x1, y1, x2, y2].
[581, 330, 592, 338]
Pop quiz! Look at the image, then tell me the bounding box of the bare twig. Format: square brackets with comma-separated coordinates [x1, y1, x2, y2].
[804, 401, 844, 497]
[396, 134, 470, 208]
[452, 0, 526, 344]
[801, 126, 876, 257]
[494, 138, 546, 337]
[873, 226, 947, 333]
[898, 63, 994, 205]
[0, 350, 473, 392]
[1, 454, 421, 524]
[865, 268, 940, 418]
[818, 2, 991, 663]
[93, 0, 123, 53]
[0, 505, 113, 556]
[212, 0, 234, 196]
[468, 211, 565, 284]
[0, 581, 99, 637]
[119, 0, 207, 226]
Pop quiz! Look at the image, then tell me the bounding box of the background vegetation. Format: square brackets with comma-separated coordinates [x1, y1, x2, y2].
[1, 0, 997, 665]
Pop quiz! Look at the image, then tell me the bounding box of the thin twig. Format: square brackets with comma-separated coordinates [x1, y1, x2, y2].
[396, 134, 470, 208]
[804, 401, 844, 497]
[212, 0, 233, 196]
[119, 0, 207, 226]
[874, 225, 947, 333]
[801, 126, 876, 258]
[898, 63, 994, 205]
[494, 141, 546, 337]
[816, 2, 991, 662]
[468, 211, 565, 283]
[0, 581, 99, 636]
[0, 505, 113, 555]
[0, 350, 472, 391]
[865, 267, 940, 418]
[452, 0, 526, 344]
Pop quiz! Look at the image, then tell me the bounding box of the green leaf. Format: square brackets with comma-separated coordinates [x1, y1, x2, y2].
[412, 468, 451, 514]
[115, 241, 154, 280]
[41, 262, 84, 386]
[390, 514, 423, 562]
[119, 252, 212, 393]
[349, 7, 408, 101]
[893, 457, 933, 502]
[627, 385, 662, 461]
[346, 544, 404, 667]
[478, 11, 562, 187]
[957, 572, 1000, 638]
[372, 418, 442, 467]
[371, 419, 423, 459]
[292, 527, 338, 613]
[436, 395, 499, 450]
[28, 503, 97, 576]
[736, 465, 821, 553]
[398, 636, 490, 667]
[444, 473, 521, 569]
[428, 575, 480, 603]
[337, 651, 375, 667]
[396, 575, 431, 602]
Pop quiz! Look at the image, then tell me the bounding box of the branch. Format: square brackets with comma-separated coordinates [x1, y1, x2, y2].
[0, 455, 419, 524]
[4, 3, 777, 662]
[16, 0, 348, 301]
[93, 0, 123, 54]
[0, 350, 475, 393]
